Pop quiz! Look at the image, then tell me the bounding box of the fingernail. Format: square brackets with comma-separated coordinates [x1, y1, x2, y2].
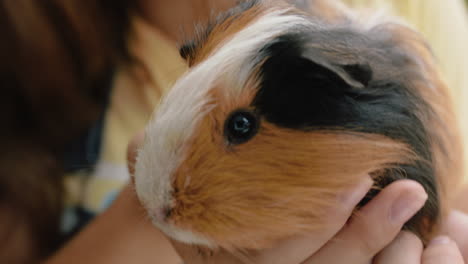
[429, 236, 451, 246]
[390, 189, 428, 224]
[340, 177, 373, 207]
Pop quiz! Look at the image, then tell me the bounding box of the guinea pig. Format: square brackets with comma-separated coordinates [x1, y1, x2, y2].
[135, 0, 463, 254]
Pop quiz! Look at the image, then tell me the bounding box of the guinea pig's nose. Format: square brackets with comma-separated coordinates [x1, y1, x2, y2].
[154, 206, 173, 221]
[163, 206, 173, 219]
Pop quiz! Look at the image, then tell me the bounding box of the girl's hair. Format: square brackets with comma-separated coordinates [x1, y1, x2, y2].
[0, 0, 134, 144]
[0, 0, 134, 260]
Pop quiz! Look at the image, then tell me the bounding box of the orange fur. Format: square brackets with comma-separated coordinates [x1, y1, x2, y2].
[184, 0, 312, 68]
[187, 4, 268, 67]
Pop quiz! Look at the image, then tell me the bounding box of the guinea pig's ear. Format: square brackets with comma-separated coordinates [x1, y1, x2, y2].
[254, 34, 373, 128]
[258, 34, 373, 94]
[301, 50, 372, 89]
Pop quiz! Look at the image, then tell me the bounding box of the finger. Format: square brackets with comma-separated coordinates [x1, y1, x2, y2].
[441, 210, 468, 263]
[422, 236, 464, 264]
[251, 176, 374, 264]
[126, 131, 145, 181]
[304, 180, 427, 264]
[373, 231, 423, 264]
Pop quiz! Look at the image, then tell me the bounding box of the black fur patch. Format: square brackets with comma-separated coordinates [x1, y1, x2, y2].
[252, 29, 438, 238]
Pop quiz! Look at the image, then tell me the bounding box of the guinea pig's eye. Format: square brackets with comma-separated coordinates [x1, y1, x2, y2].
[225, 110, 259, 145]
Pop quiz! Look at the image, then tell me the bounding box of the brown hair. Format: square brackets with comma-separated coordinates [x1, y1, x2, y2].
[0, 0, 134, 261]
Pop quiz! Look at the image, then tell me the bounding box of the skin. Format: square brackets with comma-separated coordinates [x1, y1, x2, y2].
[45, 133, 466, 264]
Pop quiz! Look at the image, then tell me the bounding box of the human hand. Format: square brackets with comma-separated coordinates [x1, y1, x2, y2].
[374, 231, 464, 264]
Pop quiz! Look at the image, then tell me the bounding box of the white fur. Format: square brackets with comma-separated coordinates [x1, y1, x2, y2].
[134, 9, 313, 246]
[153, 217, 215, 247]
